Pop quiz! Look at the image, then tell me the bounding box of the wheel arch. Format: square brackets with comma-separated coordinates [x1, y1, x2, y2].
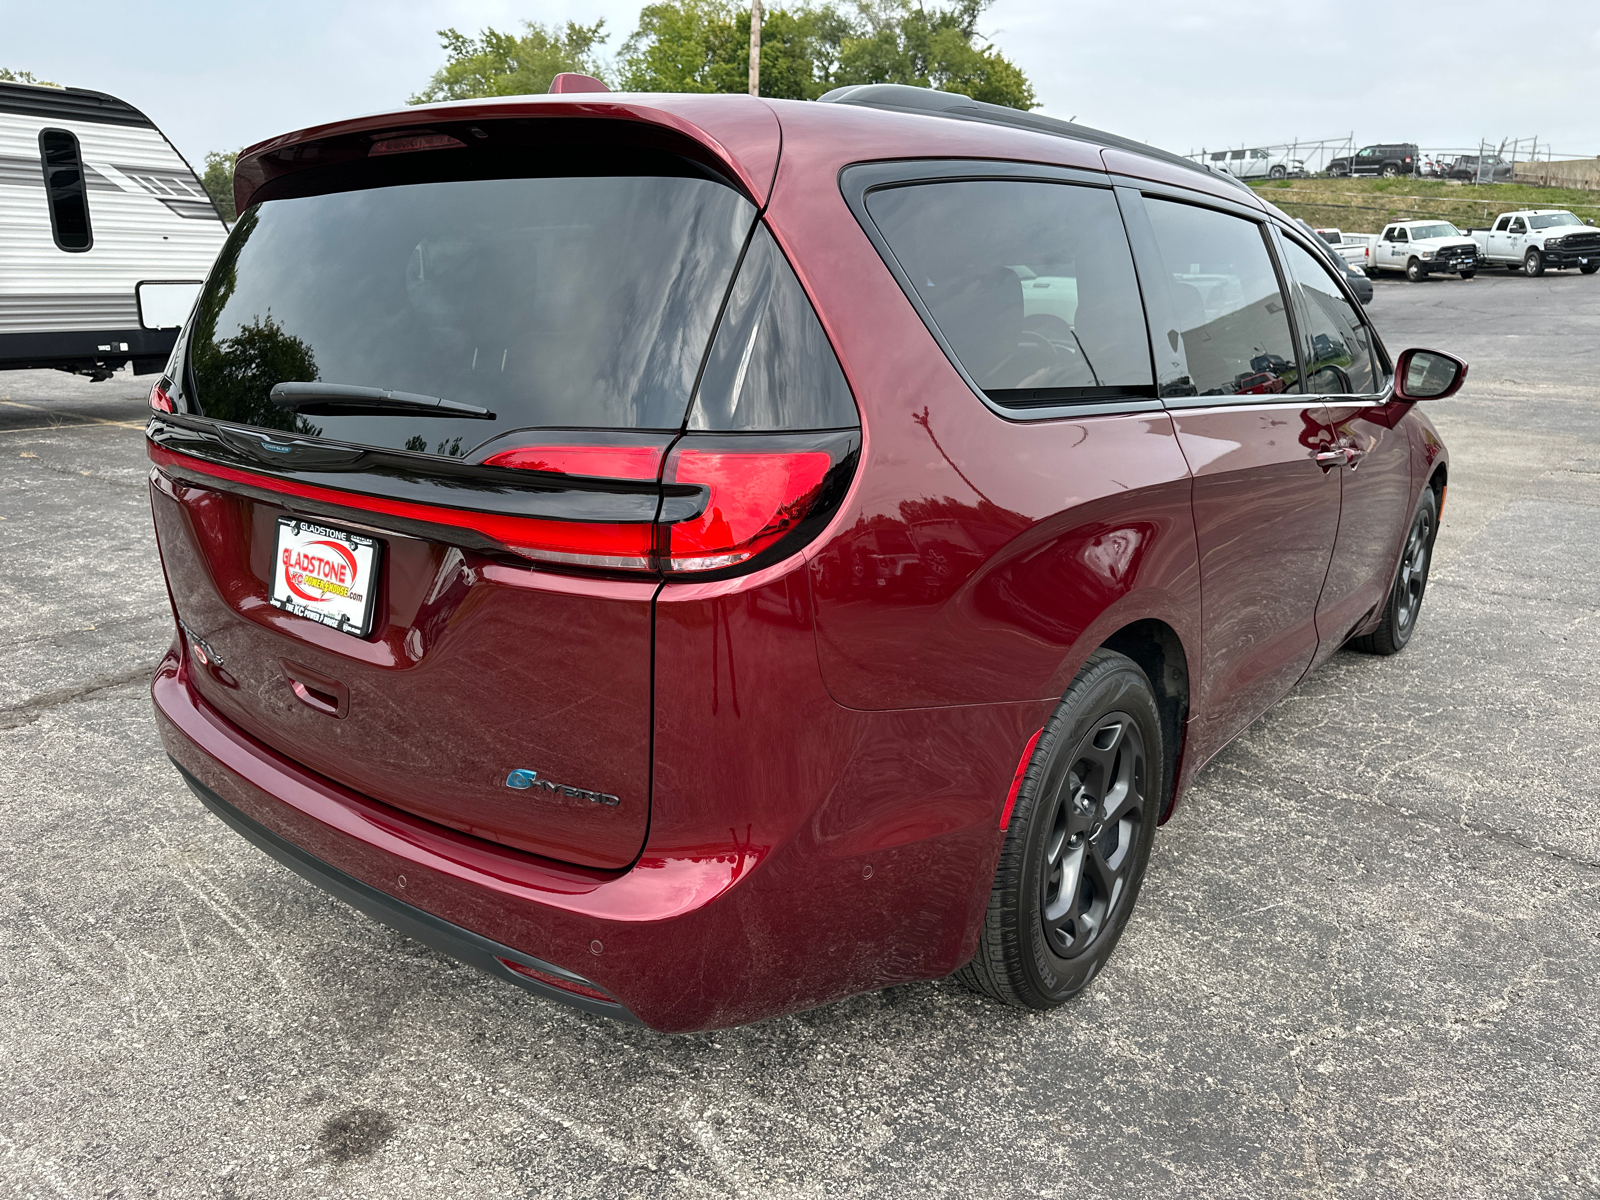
[1096, 618, 1190, 825]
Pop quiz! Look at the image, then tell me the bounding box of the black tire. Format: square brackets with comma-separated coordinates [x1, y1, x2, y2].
[957, 651, 1162, 1009]
[1524, 248, 1544, 277]
[1269, 165, 1286, 180]
[1381, 164, 1399, 178]
[1349, 487, 1439, 656]
[1405, 257, 1426, 282]
[1459, 269, 1476, 279]
[1581, 264, 1598, 275]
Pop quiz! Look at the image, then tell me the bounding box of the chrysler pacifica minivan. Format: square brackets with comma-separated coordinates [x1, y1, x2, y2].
[146, 83, 1463, 1031]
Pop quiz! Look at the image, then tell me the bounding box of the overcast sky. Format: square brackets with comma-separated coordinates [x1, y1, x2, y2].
[5, 0, 1597, 167]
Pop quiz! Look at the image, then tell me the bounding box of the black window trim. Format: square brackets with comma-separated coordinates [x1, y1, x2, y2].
[839, 159, 1164, 423]
[1271, 225, 1395, 404]
[38, 126, 93, 253]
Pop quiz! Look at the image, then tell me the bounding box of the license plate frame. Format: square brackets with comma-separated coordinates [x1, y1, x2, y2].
[270, 517, 381, 638]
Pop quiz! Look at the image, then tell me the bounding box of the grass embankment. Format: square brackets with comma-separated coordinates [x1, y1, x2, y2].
[1249, 177, 1600, 234]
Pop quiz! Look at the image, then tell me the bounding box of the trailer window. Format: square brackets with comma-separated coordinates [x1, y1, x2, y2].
[39, 129, 92, 252]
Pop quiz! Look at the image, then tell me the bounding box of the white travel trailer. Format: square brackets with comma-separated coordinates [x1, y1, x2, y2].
[1, 81, 227, 378]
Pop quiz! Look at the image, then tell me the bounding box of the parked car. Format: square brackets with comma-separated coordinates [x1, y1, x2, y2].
[146, 81, 1462, 1032]
[1447, 155, 1513, 182]
[1313, 227, 1381, 282]
[1371, 220, 1481, 281]
[1298, 223, 1374, 302]
[0, 80, 228, 378]
[1206, 146, 1306, 181]
[1467, 210, 1600, 275]
[1326, 143, 1420, 178]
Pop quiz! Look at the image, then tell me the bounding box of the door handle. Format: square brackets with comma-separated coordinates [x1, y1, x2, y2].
[1314, 448, 1347, 471]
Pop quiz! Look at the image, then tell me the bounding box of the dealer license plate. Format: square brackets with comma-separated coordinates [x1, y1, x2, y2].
[270, 517, 381, 637]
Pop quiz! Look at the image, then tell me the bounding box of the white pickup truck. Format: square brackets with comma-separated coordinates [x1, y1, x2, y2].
[1315, 228, 1380, 276]
[1371, 220, 1481, 282]
[1467, 210, 1600, 276]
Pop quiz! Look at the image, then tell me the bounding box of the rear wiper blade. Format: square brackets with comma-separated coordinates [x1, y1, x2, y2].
[270, 383, 495, 419]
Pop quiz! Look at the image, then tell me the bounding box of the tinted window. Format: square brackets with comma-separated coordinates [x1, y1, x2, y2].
[865, 180, 1153, 402]
[189, 173, 755, 450]
[1142, 199, 1299, 398]
[39, 129, 91, 252]
[690, 225, 857, 430]
[1280, 239, 1379, 395]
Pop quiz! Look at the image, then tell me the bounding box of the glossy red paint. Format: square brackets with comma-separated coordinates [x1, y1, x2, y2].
[150, 92, 1453, 1030]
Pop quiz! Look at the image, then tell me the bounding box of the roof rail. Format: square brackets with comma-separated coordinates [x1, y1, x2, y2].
[816, 84, 1254, 196]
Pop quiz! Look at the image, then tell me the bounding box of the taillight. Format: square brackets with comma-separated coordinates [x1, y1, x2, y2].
[148, 377, 175, 413]
[483, 444, 662, 480]
[663, 447, 832, 572]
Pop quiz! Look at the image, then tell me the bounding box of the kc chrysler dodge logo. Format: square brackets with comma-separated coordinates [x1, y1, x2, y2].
[505, 769, 620, 807]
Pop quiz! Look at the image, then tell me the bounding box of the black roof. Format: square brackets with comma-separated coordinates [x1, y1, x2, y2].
[0, 81, 154, 128]
[817, 84, 1253, 198]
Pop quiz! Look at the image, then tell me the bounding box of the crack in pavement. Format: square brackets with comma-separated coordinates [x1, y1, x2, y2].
[0, 663, 159, 731]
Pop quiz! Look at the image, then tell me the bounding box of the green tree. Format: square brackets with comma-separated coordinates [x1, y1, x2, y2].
[0, 68, 59, 86]
[618, 0, 1035, 109]
[410, 20, 609, 102]
[201, 150, 238, 224]
[833, 0, 1036, 109]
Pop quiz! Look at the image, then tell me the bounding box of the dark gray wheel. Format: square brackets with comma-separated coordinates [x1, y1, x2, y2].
[1524, 248, 1544, 277]
[957, 651, 1162, 1009]
[1459, 269, 1476, 279]
[1269, 165, 1286, 180]
[1350, 487, 1439, 656]
[1405, 257, 1426, 282]
[1382, 164, 1399, 178]
[1581, 264, 1598, 275]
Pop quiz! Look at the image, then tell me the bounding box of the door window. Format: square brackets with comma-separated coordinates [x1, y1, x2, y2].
[1280, 239, 1379, 395]
[1493, 216, 1511, 232]
[1141, 198, 1300, 398]
[864, 179, 1153, 401]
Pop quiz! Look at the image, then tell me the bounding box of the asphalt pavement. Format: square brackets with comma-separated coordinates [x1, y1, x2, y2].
[2, 268, 1598, 1199]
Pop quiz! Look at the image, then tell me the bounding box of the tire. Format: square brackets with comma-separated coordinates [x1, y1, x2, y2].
[1460, 269, 1476, 279]
[957, 651, 1162, 1009]
[1581, 264, 1598, 275]
[1349, 487, 1439, 656]
[1269, 165, 1286, 180]
[1405, 257, 1426, 282]
[1524, 248, 1544, 277]
[1381, 164, 1399, 178]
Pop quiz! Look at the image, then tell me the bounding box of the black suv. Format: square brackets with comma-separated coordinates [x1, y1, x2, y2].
[1327, 143, 1419, 179]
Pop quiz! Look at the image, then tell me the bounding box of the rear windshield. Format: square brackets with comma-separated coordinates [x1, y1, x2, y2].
[188, 172, 756, 452]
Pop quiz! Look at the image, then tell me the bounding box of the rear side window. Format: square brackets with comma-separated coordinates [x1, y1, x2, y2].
[1279, 239, 1379, 395]
[863, 180, 1153, 403]
[189, 171, 756, 449]
[1142, 199, 1300, 398]
[689, 225, 857, 430]
[39, 129, 92, 252]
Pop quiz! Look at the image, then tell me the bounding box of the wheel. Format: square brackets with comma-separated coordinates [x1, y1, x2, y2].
[1459, 269, 1476, 279]
[1581, 264, 1598, 275]
[1381, 164, 1399, 178]
[1524, 248, 1544, 277]
[1405, 257, 1426, 282]
[957, 651, 1162, 1009]
[1349, 487, 1439, 656]
[1269, 165, 1286, 180]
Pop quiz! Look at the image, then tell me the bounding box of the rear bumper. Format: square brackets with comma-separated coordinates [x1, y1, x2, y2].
[174, 759, 639, 1023]
[154, 642, 1010, 1031]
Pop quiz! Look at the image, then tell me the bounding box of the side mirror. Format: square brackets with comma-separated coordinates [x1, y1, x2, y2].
[1394, 348, 1468, 401]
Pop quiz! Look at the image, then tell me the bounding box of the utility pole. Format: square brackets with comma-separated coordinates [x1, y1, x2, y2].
[749, 0, 763, 96]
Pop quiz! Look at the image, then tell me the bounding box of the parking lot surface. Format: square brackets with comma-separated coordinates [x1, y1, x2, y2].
[3, 269, 1598, 1199]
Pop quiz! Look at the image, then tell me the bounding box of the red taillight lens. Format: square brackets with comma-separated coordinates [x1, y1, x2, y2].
[148, 378, 175, 413]
[369, 133, 466, 156]
[664, 448, 831, 572]
[483, 444, 662, 480]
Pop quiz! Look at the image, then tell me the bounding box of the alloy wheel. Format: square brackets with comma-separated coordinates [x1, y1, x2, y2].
[1038, 713, 1146, 960]
[1394, 504, 1434, 638]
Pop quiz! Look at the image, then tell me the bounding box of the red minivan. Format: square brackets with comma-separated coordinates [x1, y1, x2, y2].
[147, 84, 1464, 1032]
